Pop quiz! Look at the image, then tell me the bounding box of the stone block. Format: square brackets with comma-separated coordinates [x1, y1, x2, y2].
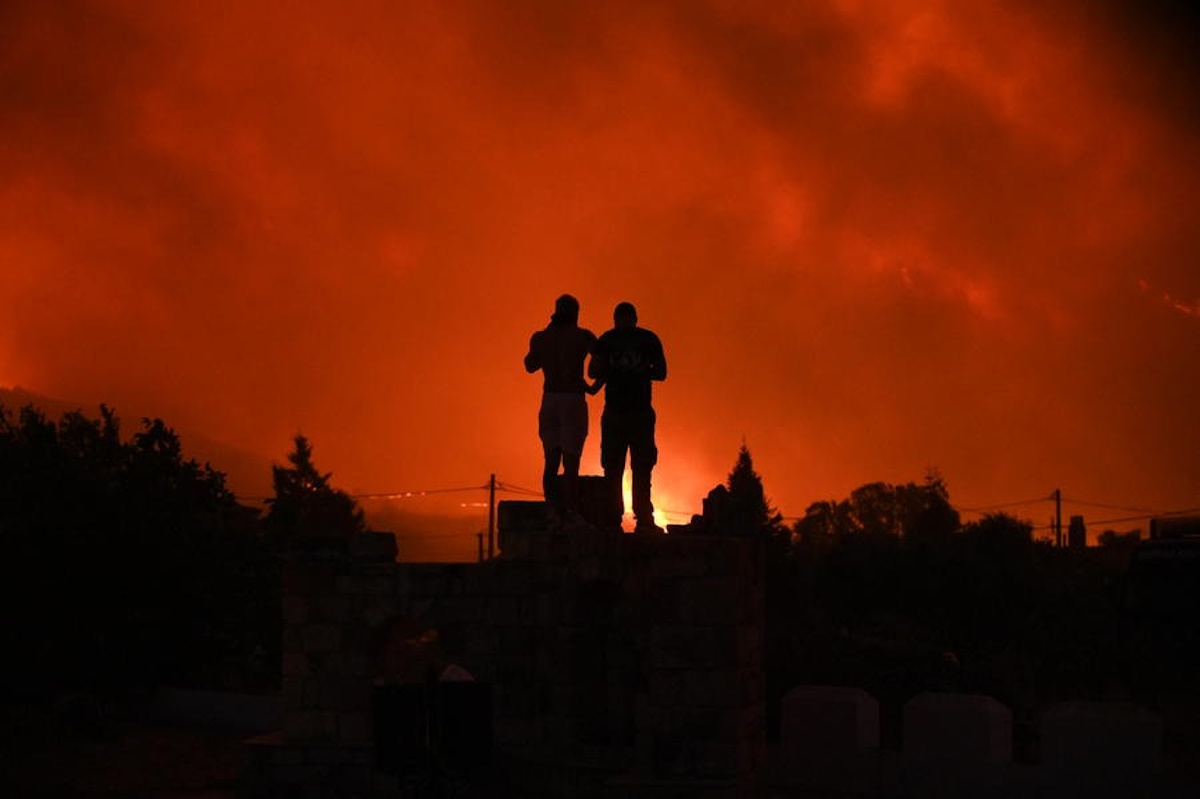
[431, 595, 474, 623]
[334, 575, 367, 595]
[270, 763, 324, 784]
[325, 651, 367, 677]
[465, 626, 498, 657]
[497, 624, 534, 651]
[302, 623, 341, 652]
[903, 692, 1012, 766]
[366, 576, 395, 595]
[498, 500, 548, 533]
[319, 676, 370, 711]
[370, 770, 400, 794]
[282, 562, 337, 595]
[494, 716, 533, 746]
[403, 563, 441, 595]
[500, 562, 534, 595]
[650, 626, 740, 669]
[497, 528, 526, 559]
[678, 577, 745, 625]
[775, 686, 880, 793]
[648, 669, 683, 707]
[283, 710, 325, 741]
[338, 711, 371, 744]
[780, 685, 880, 755]
[488, 594, 520, 624]
[349, 530, 397, 561]
[682, 669, 744, 708]
[359, 561, 397, 576]
[308, 745, 353, 765]
[575, 474, 623, 528]
[496, 680, 535, 718]
[694, 741, 752, 777]
[281, 626, 304, 653]
[1042, 701, 1162, 776]
[282, 652, 312, 677]
[360, 596, 398, 629]
[648, 551, 711, 579]
[314, 594, 352, 623]
[267, 745, 304, 766]
[648, 706, 743, 746]
[282, 596, 309, 625]
[281, 676, 305, 709]
[704, 537, 755, 576]
[647, 582, 680, 624]
[534, 592, 561, 624]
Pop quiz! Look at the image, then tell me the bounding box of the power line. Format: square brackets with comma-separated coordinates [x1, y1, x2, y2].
[956, 495, 1054, 513]
[495, 482, 543, 497]
[1060, 497, 1158, 515]
[236, 483, 489, 504]
[353, 485, 487, 499]
[1032, 506, 1200, 532]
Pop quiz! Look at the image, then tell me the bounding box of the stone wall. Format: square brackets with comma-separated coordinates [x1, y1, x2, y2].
[246, 494, 766, 798]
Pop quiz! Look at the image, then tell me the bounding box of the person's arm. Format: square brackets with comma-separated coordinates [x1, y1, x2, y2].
[587, 333, 605, 381]
[523, 332, 541, 373]
[649, 333, 667, 382]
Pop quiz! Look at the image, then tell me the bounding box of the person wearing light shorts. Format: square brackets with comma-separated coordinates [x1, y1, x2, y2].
[524, 294, 598, 526]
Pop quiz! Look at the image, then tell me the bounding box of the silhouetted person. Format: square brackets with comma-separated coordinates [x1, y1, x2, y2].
[589, 302, 667, 533]
[524, 294, 598, 528]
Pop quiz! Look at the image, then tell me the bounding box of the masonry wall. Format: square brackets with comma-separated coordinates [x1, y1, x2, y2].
[254, 501, 767, 798]
[248, 519, 1187, 799]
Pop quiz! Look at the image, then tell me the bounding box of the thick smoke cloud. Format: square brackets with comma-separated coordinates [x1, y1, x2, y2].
[2, 1, 1196, 550]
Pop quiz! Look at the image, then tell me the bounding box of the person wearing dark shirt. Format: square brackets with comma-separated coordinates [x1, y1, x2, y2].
[589, 302, 667, 533]
[524, 294, 598, 527]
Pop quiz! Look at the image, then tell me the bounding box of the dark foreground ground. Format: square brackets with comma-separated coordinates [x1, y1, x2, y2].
[4, 709, 1198, 798]
[2, 717, 243, 798]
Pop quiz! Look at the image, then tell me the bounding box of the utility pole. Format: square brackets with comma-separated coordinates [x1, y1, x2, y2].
[1054, 488, 1062, 548]
[488, 473, 496, 560]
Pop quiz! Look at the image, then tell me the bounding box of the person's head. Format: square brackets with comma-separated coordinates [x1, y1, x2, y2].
[613, 301, 637, 329]
[551, 293, 580, 325]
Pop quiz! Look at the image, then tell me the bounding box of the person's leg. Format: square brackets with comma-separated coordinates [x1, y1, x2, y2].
[561, 450, 581, 517]
[538, 393, 562, 512]
[600, 411, 629, 516]
[630, 409, 659, 530]
[561, 394, 589, 521]
[543, 447, 563, 511]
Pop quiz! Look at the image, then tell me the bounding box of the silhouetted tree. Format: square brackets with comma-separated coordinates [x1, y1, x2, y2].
[724, 445, 795, 740]
[898, 470, 960, 549]
[960, 510, 1034, 546]
[793, 499, 850, 545]
[264, 434, 365, 545]
[1097, 528, 1141, 549]
[0, 404, 276, 699]
[724, 443, 786, 539]
[794, 473, 958, 544]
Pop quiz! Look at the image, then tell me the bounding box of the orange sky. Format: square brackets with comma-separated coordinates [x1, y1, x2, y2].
[2, 1, 1197, 554]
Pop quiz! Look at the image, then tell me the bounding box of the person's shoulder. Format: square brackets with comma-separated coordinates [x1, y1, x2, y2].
[595, 327, 622, 348]
[638, 327, 662, 344]
[579, 327, 598, 343]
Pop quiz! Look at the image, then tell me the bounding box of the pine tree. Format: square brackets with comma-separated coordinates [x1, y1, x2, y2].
[725, 443, 785, 538]
[265, 434, 365, 544]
